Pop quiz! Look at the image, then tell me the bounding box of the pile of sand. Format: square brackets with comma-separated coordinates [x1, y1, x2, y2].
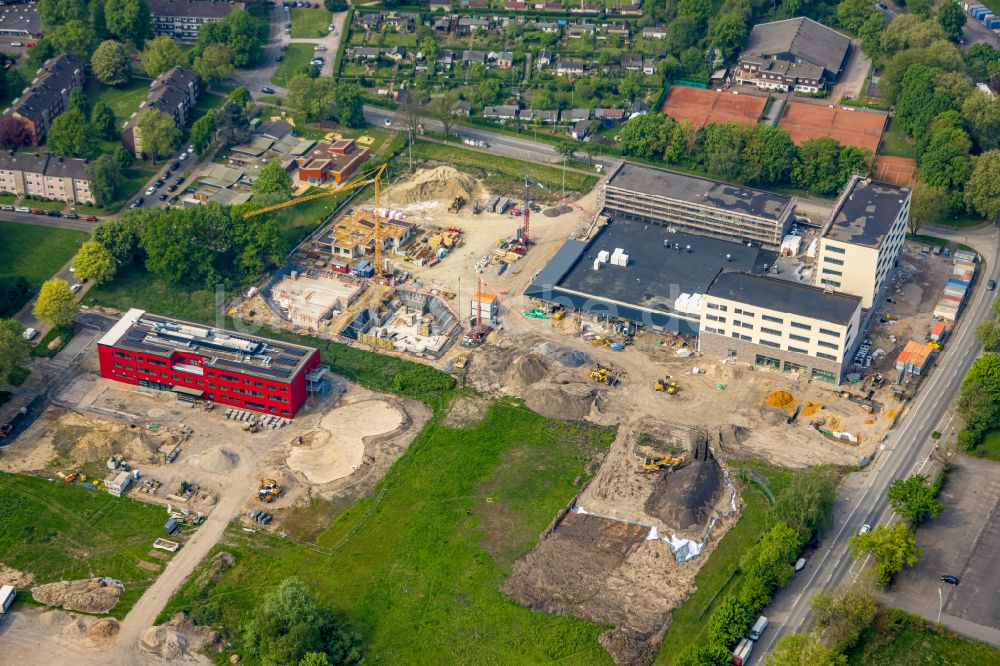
[33, 578, 123, 613]
[801, 401, 822, 417]
[523, 382, 600, 421]
[140, 612, 222, 661]
[69, 421, 169, 465]
[390, 166, 478, 205]
[200, 448, 239, 474]
[509, 354, 550, 386]
[644, 435, 724, 532]
[766, 390, 796, 411]
[62, 615, 121, 647]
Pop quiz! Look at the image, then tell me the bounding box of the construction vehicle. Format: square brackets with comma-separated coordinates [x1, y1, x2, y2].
[243, 163, 390, 278]
[242, 421, 258, 433]
[643, 455, 686, 471]
[551, 306, 566, 320]
[654, 378, 679, 394]
[257, 478, 282, 503]
[589, 365, 618, 386]
[448, 196, 465, 213]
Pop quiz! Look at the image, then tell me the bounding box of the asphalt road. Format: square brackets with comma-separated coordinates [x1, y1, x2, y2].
[753, 223, 1000, 662]
[0, 210, 98, 232]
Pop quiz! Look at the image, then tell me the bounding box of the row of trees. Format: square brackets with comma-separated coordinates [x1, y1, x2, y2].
[958, 351, 1000, 449]
[37, 0, 150, 57]
[285, 76, 366, 127]
[675, 467, 840, 665]
[620, 114, 871, 195]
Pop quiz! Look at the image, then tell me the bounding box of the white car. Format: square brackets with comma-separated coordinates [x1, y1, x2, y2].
[146, 186, 156, 195]
[70, 283, 82, 293]
[0, 204, 13, 211]
[178, 152, 188, 161]
[858, 523, 871, 535]
[15, 206, 29, 213]
[328, 23, 335, 31]
[10, 41, 22, 47]
[314, 44, 327, 51]
[22, 327, 37, 341]
[384, 118, 392, 127]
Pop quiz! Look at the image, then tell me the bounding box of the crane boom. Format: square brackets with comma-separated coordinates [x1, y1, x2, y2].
[242, 163, 387, 219]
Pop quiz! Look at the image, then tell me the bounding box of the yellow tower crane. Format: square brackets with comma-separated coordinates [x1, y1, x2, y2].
[242, 163, 389, 276]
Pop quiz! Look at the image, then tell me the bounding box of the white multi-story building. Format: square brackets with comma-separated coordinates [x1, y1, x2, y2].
[814, 176, 911, 308]
[147, 0, 243, 41]
[0, 151, 94, 204]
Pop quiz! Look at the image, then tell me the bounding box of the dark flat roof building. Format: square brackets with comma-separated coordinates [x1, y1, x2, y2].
[0, 4, 41, 38]
[823, 177, 911, 248]
[707, 272, 861, 325]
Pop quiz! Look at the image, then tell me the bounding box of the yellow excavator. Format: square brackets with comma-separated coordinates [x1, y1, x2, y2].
[257, 478, 282, 503]
[654, 377, 679, 394]
[643, 455, 687, 472]
[589, 365, 618, 386]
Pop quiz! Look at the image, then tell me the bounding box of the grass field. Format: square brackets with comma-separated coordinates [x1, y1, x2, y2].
[0, 472, 174, 617]
[654, 462, 794, 664]
[847, 607, 1000, 665]
[24, 199, 66, 211]
[969, 430, 1000, 462]
[160, 401, 616, 663]
[880, 118, 917, 159]
[413, 139, 599, 195]
[83, 264, 222, 324]
[271, 44, 315, 87]
[291, 7, 333, 37]
[86, 78, 153, 129]
[0, 221, 87, 292]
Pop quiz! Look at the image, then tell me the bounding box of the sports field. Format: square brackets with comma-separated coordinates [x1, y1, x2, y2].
[875, 155, 917, 187]
[778, 101, 887, 153]
[659, 87, 767, 127]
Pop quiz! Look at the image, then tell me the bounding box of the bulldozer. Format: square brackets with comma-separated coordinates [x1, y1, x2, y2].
[643, 455, 686, 472]
[654, 378, 679, 394]
[257, 478, 282, 503]
[589, 365, 618, 387]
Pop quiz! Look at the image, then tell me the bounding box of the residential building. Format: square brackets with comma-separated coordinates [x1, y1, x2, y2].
[0, 150, 95, 204]
[813, 176, 911, 308]
[520, 108, 559, 123]
[556, 58, 586, 76]
[483, 105, 519, 120]
[601, 161, 794, 248]
[97, 309, 328, 418]
[386, 45, 407, 62]
[0, 4, 41, 38]
[457, 16, 490, 33]
[642, 25, 667, 39]
[3, 54, 84, 145]
[294, 139, 369, 185]
[566, 23, 596, 38]
[571, 119, 591, 140]
[536, 47, 552, 68]
[148, 0, 245, 41]
[562, 108, 590, 123]
[462, 49, 487, 66]
[736, 17, 850, 90]
[122, 65, 199, 159]
[594, 108, 626, 125]
[492, 51, 514, 68]
[428, 0, 451, 11]
[621, 53, 643, 71]
[699, 272, 862, 383]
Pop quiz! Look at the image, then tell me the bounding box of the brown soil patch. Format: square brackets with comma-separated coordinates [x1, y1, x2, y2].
[147, 549, 172, 561]
[33, 578, 123, 613]
[0, 563, 35, 587]
[136, 560, 162, 573]
[388, 166, 480, 205]
[62, 615, 121, 648]
[440, 395, 491, 429]
[644, 436, 723, 532]
[659, 86, 767, 127]
[141, 612, 222, 661]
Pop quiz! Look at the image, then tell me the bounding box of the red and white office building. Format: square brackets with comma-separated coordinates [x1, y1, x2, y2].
[97, 309, 331, 418]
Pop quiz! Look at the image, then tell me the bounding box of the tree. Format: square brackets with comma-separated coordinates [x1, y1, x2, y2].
[848, 522, 921, 586]
[742, 125, 797, 186]
[965, 43, 1000, 80]
[48, 19, 99, 57]
[197, 10, 262, 68]
[335, 84, 366, 128]
[0, 277, 31, 317]
[792, 138, 844, 195]
[678, 0, 713, 30]
[253, 160, 293, 200]
[94, 216, 142, 265]
[919, 124, 972, 191]
[72, 241, 117, 285]
[879, 41, 965, 102]
[105, 0, 150, 45]
[0, 115, 31, 149]
[242, 577, 363, 666]
[135, 107, 181, 163]
[113, 144, 134, 171]
[558, 142, 577, 161]
[707, 596, 754, 647]
[837, 0, 882, 33]
[190, 112, 215, 155]
[288, 76, 337, 121]
[908, 182, 948, 234]
[965, 150, 1000, 219]
[324, 0, 348, 10]
[888, 474, 945, 527]
[740, 522, 801, 592]
[69, 87, 91, 117]
[91, 40, 132, 85]
[975, 321, 1000, 350]
[772, 466, 840, 542]
[229, 86, 252, 111]
[938, 1, 967, 42]
[958, 353, 1000, 445]
[38, 0, 87, 28]
[48, 109, 99, 159]
[708, 12, 747, 59]
[766, 633, 846, 666]
[881, 15, 947, 55]
[141, 35, 185, 78]
[299, 654, 331, 666]
[962, 90, 1000, 150]
[430, 93, 459, 137]
[401, 88, 422, 135]
[0, 318, 30, 387]
[478, 78, 501, 107]
[33, 278, 78, 328]
[214, 100, 251, 147]
[87, 154, 125, 207]
[92, 101, 119, 141]
[674, 643, 733, 666]
[810, 586, 878, 652]
[194, 43, 234, 86]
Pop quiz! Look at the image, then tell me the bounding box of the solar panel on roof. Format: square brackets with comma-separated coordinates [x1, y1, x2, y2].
[283, 347, 307, 357]
[253, 365, 293, 379]
[214, 359, 245, 370]
[275, 356, 297, 366]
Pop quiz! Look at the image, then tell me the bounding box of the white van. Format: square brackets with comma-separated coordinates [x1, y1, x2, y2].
[732, 637, 753, 665]
[0, 585, 15, 614]
[749, 615, 769, 641]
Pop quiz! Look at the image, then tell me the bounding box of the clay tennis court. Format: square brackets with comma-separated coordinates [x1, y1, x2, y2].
[875, 155, 917, 187]
[659, 86, 767, 127]
[778, 101, 887, 153]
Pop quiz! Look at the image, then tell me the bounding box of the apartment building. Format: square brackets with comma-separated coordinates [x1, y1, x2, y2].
[147, 0, 244, 40]
[699, 272, 862, 383]
[122, 65, 199, 158]
[602, 162, 795, 249]
[814, 176, 911, 308]
[736, 17, 851, 91]
[0, 151, 94, 204]
[3, 54, 84, 145]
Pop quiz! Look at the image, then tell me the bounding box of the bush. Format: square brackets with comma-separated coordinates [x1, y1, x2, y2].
[707, 596, 754, 647]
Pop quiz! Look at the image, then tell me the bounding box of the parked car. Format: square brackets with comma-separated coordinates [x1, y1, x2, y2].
[46, 210, 61, 217]
[154, 179, 164, 187]
[0, 204, 13, 211]
[941, 574, 960, 585]
[275, 54, 283, 62]
[65, 212, 78, 219]
[858, 523, 871, 535]
[988, 280, 996, 291]
[171, 161, 181, 170]
[31, 208, 44, 215]
[15, 206, 29, 213]
[84, 215, 98, 222]
[178, 152, 188, 161]
[314, 44, 327, 51]
[167, 184, 177, 193]
[22, 327, 37, 341]
[384, 118, 392, 127]
[70, 283, 81, 293]
[159, 194, 168, 201]
[174, 176, 185, 185]
[328, 23, 335, 31]
[146, 186, 156, 195]
[261, 86, 276, 94]
[10, 41, 22, 47]
[280, 44, 288, 51]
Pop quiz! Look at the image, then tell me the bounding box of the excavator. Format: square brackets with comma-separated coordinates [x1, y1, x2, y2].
[654, 377, 679, 394]
[256, 478, 282, 503]
[590, 365, 617, 385]
[643, 455, 687, 472]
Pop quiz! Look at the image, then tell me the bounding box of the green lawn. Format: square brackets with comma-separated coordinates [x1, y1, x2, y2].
[654, 462, 794, 664]
[86, 78, 153, 128]
[847, 608, 1000, 665]
[969, 430, 1000, 462]
[160, 401, 616, 664]
[290, 7, 333, 38]
[413, 139, 599, 195]
[0, 472, 176, 618]
[271, 44, 315, 87]
[880, 118, 917, 159]
[23, 199, 66, 211]
[0, 192, 16, 204]
[0, 220, 87, 292]
[83, 264, 221, 323]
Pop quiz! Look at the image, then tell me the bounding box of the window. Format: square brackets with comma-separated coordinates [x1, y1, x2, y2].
[732, 319, 743, 328]
[760, 339, 780, 348]
[789, 333, 809, 343]
[706, 314, 723, 322]
[112, 351, 132, 359]
[707, 302, 720, 310]
[818, 340, 839, 350]
[755, 354, 780, 369]
[790, 321, 811, 331]
[255, 381, 264, 388]
[735, 308, 755, 317]
[703, 326, 719, 334]
[822, 268, 842, 276]
[124, 364, 133, 371]
[819, 328, 840, 338]
[816, 352, 838, 361]
[171, 374, 180, 381]
[113, 361, 123, 368]
[208, 382, 215, 388]
[195, 380, 204, 386]
[760, 327, 781, 336]
[762, 314, 783, 324]
[739, 334, 751, 341]
[787, 345, 808, 354]
[280, 387, 289, 393]
[784, 360, 806, 373]
[245, 400, 265, 410]
[281, 409, 290, 415]
[731, 331, 741, 339]
[821, 278, 841, 288]
[824, 256, 844, 266]
[827, 245, 846, 254]
[740, 321, 753, 329]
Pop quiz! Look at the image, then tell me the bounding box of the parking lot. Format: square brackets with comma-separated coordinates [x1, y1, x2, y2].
[889, 456, 1000, 630]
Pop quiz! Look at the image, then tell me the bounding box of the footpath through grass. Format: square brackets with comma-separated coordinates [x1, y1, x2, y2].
[161, 401, 616, 664]
[0, 472, 174, 617]
[654, 462, 794, 664]
[847, 607, 1000, 665]
[0, 220, 87, 291]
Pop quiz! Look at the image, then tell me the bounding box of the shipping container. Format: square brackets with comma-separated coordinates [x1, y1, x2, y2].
[329, 261, 349, 274]
[0, 585, 14, 614]
[987, 16, 1000, 27]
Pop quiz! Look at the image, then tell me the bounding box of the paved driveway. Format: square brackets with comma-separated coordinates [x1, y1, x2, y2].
[830, 39, 872, 104]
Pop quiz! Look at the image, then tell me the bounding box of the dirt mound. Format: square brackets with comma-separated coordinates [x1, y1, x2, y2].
[553, 350, 591, 368]
[70, 424, 169, 465]
[509, 354, 550, 386]
[141, 612, 222, 661]
[33, 578, 123, 613]
[523, 382, 600, 421]
[200, 447, 239, 473]
[543, 204, 572, 217]
[644, 435, 723, 532]
[441, 395, 491, 428]
[718, 424, 750, 451]
[62, 615, 120, 647]
[0, 563, 35, 587]
[766, 390, 796, 410]
[197, 551, 235, 588]
[390, 166, 478, 205]
[801, 401, 822, 417]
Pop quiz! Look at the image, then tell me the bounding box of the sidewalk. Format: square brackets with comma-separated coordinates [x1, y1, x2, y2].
[883, 593, 1000, 649]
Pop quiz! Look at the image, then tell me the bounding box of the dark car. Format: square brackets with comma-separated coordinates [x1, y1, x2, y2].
[46, 210, 61, 217]
[155, 179, 165, 187]
[174, 176, 185, 185]
[171, 161, 181, 170]
[941, 575, 960, 585]
[65, 212, 78, 219]
[275, 55, 284, 62]
[167, 184, 178, 193]
[261, 86, 276, 94]
[159, 193, 168, 201]
[988, 280, 996, 291]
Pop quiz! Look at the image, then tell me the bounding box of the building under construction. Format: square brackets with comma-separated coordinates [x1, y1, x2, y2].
[269, 270, 366, 330]
[317, 207, 417, 261]
[340, 288, 461, 358]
